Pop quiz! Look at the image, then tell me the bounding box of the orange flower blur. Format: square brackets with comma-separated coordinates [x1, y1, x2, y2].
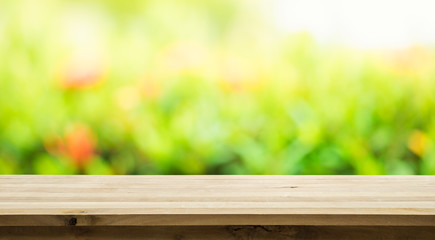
[44, 125, 97, 167]
[57, 57, 105, 90]
[64, 125, 96, 167]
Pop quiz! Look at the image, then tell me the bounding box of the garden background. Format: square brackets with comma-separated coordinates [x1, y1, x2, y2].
[1, 0, 435, 175]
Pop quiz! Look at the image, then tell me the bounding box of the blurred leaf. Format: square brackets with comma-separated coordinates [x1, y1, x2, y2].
[84, 157, 113, 175]
[0, 157, 16, 174]
[33, 155, 74, 174]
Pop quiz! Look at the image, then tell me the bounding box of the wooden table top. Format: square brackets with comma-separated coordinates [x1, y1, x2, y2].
[0, 175, 434, 226]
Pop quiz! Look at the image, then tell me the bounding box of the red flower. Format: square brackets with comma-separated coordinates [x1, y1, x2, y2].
[44, 125, 97, 167]
[64, 125, 96, 167]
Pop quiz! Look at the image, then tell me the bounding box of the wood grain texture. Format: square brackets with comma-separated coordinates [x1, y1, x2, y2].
[1, 226, 435, 240]
[0, 175, 434, 226]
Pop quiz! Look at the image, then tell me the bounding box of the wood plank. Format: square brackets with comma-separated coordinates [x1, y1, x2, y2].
[2, 214, 435, 227]
[1, 226, 435, 240]
[0, 175, 434, 226]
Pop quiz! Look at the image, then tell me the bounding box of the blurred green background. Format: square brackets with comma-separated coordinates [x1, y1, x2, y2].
[1, 0, 435, 175]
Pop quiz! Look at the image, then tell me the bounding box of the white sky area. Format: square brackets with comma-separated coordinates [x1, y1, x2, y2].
[270, 0, 435, 49]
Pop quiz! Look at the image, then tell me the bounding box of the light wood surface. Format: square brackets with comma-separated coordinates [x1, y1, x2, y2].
[0, 175, 434, 226]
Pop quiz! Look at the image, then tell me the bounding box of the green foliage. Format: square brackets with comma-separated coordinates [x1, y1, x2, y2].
[0, 0, 434, 174]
